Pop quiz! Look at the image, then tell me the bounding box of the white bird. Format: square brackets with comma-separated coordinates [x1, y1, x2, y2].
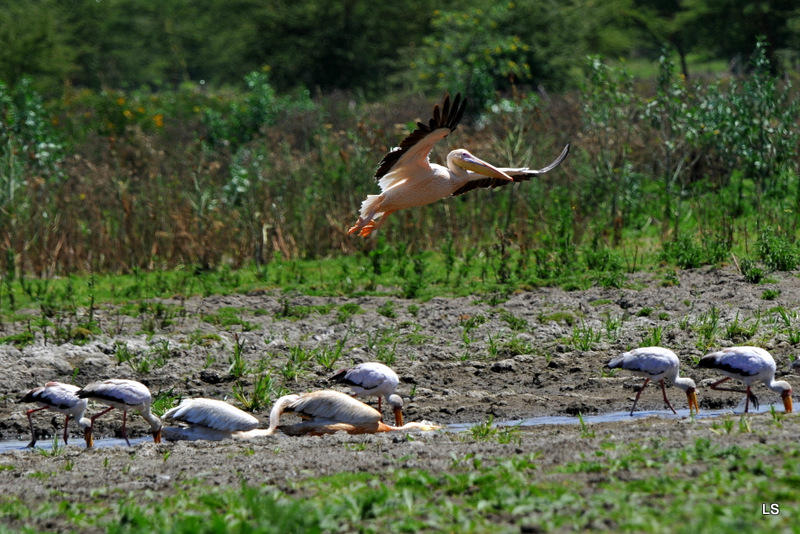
[347, 93, 569, 237]
[77, 379, 162, 447]
[266, 390, 439, 436]
[161, 398, 272, 441]
[699, 346, 793, 413]
[328, 362, 404, 426]
[19, 382, 91, 448]
[607, 347, 699, 416]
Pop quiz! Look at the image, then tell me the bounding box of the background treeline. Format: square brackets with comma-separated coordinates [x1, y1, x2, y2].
[1, 0, 800, 282]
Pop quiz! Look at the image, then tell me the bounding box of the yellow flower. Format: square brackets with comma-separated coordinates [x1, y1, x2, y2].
[116, 97, 125, 106]
[123, 110, 133, 119]
[153, 114, 164, 127]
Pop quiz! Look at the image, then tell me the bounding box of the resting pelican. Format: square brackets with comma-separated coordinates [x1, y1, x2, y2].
[267, 390, 438, 436]
[19, 382, 91, 448]
[328, 362, 404, 426]
[607, 347, 699, 416]
[162, 398, 272, 441]
[77, 379, 163, 447]
[699, 346, 792, 413]
[348, 92, 570, 236]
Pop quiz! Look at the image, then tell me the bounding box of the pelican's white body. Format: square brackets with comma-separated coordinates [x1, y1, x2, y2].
[162, 398, 271, 441]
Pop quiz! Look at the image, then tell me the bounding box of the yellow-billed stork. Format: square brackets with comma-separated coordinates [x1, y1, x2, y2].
[19, 382, 91, 448]
[77, 379, 162, 446]
[328, 361, 404, 426]
[607, 346, 699, 416]
[699, 346, 793, 413]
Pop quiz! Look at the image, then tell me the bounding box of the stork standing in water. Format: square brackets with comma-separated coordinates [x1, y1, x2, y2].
[329, 362, 404, 426]
[607, 347, 699, 416]
[162, 398, 272, 441]
[267, 390, 438, 436]
[348, 93, 570, 237]
[77, 379, 162, 446]
[699, 346, 793, 413]
[19, 382, 91, 448]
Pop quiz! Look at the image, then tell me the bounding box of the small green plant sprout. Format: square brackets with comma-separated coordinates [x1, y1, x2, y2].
[315, 338, 346, 371]
[151, 388, 178, 417]
[577, 413, 595, 438]
[228, 333, 249, 379]
[738, 415, 752, 434]
[233, 371, 277, 411]
[464, 416, 520, 444]
[761, 288, 780, 301]
[709, 417, 735, 435]
[642, 325, 663, 346]
[37, 434, 66, 457]
[571, 321, 600, 351]
[768, 405, 784, 427]
[162, 450, 171, 462]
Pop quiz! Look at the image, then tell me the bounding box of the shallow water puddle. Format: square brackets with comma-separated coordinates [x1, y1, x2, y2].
[0, 436, 151, 454]
[445, 400, 787, 432]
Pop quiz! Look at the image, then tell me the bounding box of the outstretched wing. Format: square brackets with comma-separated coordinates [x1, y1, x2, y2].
[451, 143, 570, 197]
[374, 93, 467, 187]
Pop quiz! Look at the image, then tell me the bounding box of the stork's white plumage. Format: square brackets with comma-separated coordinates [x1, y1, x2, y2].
[77, 379, 162, 447]
[267, 390, 439, 436]
[19, 382, 91, 448]
[347, 93, 569, 237]
[607, 347, 699, 416]
[329, 362, 404, 426]
[699, 346, 793, 413]
[162, 398, 272, 441]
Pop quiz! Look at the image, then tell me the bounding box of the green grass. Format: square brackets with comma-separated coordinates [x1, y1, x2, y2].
[2, 437, 798, 533]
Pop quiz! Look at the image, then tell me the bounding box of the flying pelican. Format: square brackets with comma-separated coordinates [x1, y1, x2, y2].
[328, 362, 404, 426]
[77, 379, 163, 447]
[267, 390, 439, 436]
[19, 382, 91, 448]
[699, 346, 793, 413]
[607, 347, 699, 416]
[347, 92, 570, 237]
[162, 398, 272, 441]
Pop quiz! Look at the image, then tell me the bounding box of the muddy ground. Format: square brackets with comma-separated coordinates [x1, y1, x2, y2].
[0, 266, 799, 531]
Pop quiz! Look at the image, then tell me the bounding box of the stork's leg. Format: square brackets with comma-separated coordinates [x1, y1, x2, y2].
[121, 411, 131, 446]
[377, 396, 384, 422]
[25, 407, 48, 448]
[89, 406, 116, 444]
[629, 378, 650, 416]
[659, 380, 677, 414]
[709, 377, 756, 411]
[63, 415, 71, 445]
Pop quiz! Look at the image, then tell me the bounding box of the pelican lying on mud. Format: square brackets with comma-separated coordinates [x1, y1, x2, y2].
[268, 390, 439, 436]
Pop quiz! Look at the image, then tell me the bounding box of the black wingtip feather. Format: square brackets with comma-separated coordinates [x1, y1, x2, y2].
[373, 92, 468, 180]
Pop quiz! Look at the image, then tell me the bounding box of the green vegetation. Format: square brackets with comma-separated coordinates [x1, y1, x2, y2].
[3, 434, 799, 532]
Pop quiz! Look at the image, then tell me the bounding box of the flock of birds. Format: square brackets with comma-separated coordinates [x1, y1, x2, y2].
[13, 95, 796, 448]
[19, 362, 438, 447]
[19, 346, 793, 448]
[607, 345, 792, 416]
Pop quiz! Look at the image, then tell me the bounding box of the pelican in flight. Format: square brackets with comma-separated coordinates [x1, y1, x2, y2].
[607, 347, 699, 416]
[267, 390, 438, 436]
[19, 382, 91, 448]
[348, 92, 570, 237]
[328, 362, 404, 426]
[77, 379, 163, 447]
[162, 398, 272, 441]
[699, 346, 793, 413]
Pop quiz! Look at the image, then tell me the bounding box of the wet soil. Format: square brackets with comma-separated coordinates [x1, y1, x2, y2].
[1, 266, 799, 531]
